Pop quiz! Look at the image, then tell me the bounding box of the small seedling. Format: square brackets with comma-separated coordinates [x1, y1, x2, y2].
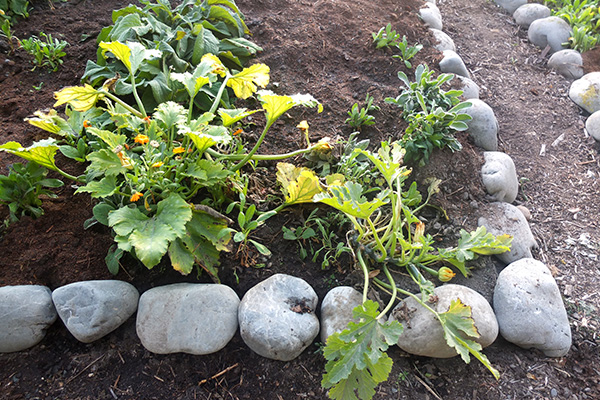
[345, 94, 380, 130]
[392, 36, 423, 68]
[19, 32, 69, 71]
[372, 23, 402, 49]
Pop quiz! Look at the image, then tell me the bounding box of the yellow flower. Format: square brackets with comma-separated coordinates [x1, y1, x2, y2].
[130, 192, 144, 202]
[173, 147, 185, 154]
[134, 134, 149, 144]
[438, 267, 456, 282]
[414, 221, 425, 240]
[297, 120, 309, 131]
[151, 161, 164, 168]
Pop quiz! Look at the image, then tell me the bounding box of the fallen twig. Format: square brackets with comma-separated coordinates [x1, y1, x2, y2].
[65, 354, 105, 385]
[199, 363, 239, 386]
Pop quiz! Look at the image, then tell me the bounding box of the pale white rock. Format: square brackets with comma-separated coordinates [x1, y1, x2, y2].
[494, 0, 527, 14]
[478, 202, 537, 264]
[548, 50, 583, 80]
[528, 17, 572, 54]
[389, 284, 498, 358]
[569, 72, 600, 114]
[494, 258, 572, 357]
[0, 285, 57, 352]
[320, 286, 363, 343]
[439, 49, 470, 79]
[419, 2, 442, 30]
[52, 280, 139, 343]
[430, 29, 455, 52]
[456, 76, 480, 100]
[461, 99, 498, 150]
[239, 274, 319, 361]
[585, 110, 600, 141]
[513, 3, 551, 29]
[516, 205, 532, 220]
[481, 151, 519, 203]
[137, 283, 240, 355]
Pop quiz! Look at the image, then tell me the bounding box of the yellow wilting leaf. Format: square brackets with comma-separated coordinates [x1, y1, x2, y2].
[201, 53, 227, 78]
[227, 63, 270, 99]
[276, 162, 323, 205]
[53, 85, 104, 112]
[99, 41, 132, 71]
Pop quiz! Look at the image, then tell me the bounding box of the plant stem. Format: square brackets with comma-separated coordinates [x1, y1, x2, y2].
[206, 143, 323, 161]
[231, 122, 272, 172]
[103, 91, 144, 118]
[377, 264, 397, 320]
[209, 76, 231, 115]
[357, 250, 370, 305]
[129, 74, 147, 118]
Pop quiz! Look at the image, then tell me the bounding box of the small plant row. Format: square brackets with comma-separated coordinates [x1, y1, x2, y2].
[0, 11, 512, 399]
[545, 0, 600, 52]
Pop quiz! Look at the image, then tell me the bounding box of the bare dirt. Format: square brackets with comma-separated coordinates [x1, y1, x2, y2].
[0, 0, 598, 399]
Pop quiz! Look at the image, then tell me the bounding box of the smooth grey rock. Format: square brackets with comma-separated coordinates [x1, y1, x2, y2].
[239, 274, 319, 361]
[52, 280, 139, 343]
[389, 284, 498, 358]
[516, 205, 532, 220]
[481, 151, 519, 203]
[320, 286, 363, 343]
[494, 258, 572, 357]
[513, 3, 551, 28]
[461, 99, 498, 150]
[419, 2, 442, 30]
[430, 29, 455, 52]
[569, 72, 600, 114]
[456, 76, 480, 100]
[137, 283, 240, 355]
[528, 17, 572, 54]
[439, 50, 470, 78]
[0, 285, 57, 352]
[548, 50, 584, 80]
[585, 110, 600, 141]
[478, 202, 537, 264]
[494, 0, 527, 14]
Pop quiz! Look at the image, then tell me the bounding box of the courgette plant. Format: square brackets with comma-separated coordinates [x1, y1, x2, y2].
[277, 142, 512, 400]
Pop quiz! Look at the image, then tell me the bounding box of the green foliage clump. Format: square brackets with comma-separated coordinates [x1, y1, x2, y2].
[545, 0, 600, 52]
[19, 32, 69, 71]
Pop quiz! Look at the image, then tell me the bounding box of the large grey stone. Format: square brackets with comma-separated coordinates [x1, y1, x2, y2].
[461, 99, 498, 150]
[585, 110, 600, 141]
[389, 284, 498, 358]
[52, 280, 139, 343]
[513, 3, 551, 28]
[569, 72, 600, 114]
[137, 283, 240, 355]
[439, 50, 470, 79]
[528, 17, 572, 54]
[478, 202, 537, 264]
[494, 0, 527, 14]
[481, 151, 519, 203]
[0, 285, 57, 352]
[494, 258, 572, 357]
[430, 29, 455, 52]
[456, 76, 480, 100]
[320, 286, 363, 343]
[239, 274, 319, 361]
[548, 50, 583, 80]
[419, 2, 442, 30]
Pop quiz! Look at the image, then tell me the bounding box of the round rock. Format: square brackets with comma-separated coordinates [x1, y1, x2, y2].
[513, 4, 551, 29]
[239, 274, 319, 361]
[430, 29, 455, 52]
[0, 285, 57, 352]
[52, 280, 139, 343]
[137, 283, 240, 355]
[439, 49, 470, 79]
[481, 151, 519, 203]
[419, 2, 442, 30]
[548, 50, 583, 80]
[389, 284, 498, 358]
[494, 0, 526, 14]
[528, 17, 572, 54]
[478, 202, 537, 264]
[569, 72, 600, 114]
[320, 286, 363, 343]
[461, 99, 498, 150]
[585, 110, 600, 141]
[494, 258, 572, 357]
[456, 76, 480, 100]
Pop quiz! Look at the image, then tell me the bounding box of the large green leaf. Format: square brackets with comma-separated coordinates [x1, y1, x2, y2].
[314, 182, 388, 219]
[258, 90, 323, 127]
[129, 220, 178, 268]
[0, 139, 60, 173]
[108, 205, 149, 237]
[187, 206, 232, 252]
[75, 175, 118, 198]
[156, 193, 192, 238]
[168, 237, 196, 275]
[86, 149, 128, 176]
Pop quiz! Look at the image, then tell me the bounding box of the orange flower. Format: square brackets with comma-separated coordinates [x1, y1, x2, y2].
[233, 128, 243, 136]
[438, 267, 456, 282]
[143, 116, 151, 124]
[130, 192, 144, 202]
[134, 134, 149, 144]
[151, 161, 164, 168]
[83, 120, 92, 128]
[172, 147, 185, 154]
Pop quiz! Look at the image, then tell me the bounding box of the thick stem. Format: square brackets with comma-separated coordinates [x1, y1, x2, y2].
[205, 144, 321, 161]
[231, 122, 272, 172]
[209, 76, 231, 115]
[356, 250, 370, 305]
[103, 91, 144, 118]
[129, 74, 147, 118]
[377, 264, 397, 320]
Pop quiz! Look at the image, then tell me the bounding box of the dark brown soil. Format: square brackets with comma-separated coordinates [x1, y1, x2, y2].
[0, 0, 598, 399]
